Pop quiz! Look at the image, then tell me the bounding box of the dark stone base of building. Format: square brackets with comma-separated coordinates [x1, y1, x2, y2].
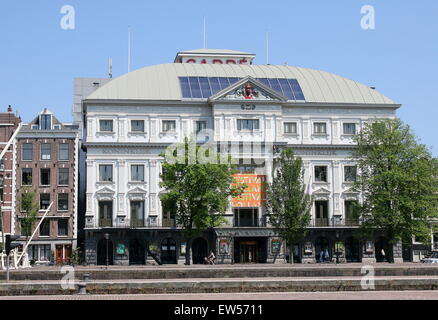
[84, 228, 408, 266]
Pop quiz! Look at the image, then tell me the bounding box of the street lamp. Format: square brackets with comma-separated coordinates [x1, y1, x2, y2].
[104, 233, 110, 267]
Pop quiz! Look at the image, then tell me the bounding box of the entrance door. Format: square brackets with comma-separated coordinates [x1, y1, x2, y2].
[315, 237, 330, 262]
[55, 245, 63, 265]
[375, 237, 392, 262]
[161, 238, 177, 264]
[129, 239, 145, 265]
[97, 239, 114, 265]
[345, 237, 361, 262]
[240, 241, 257, 263]
[192, 238, 208, 264]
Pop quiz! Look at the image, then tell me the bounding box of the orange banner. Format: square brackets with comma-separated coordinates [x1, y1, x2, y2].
[232, 174, 267, 207]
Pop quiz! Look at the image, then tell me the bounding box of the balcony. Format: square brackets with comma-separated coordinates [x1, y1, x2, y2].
[99, 218, 113, 227]
[162, 218, 176, 227]
[131, 218, 146, 228]
[308, 217, 360, 228]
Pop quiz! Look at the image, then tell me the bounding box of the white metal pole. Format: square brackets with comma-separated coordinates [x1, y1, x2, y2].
[17, 202, 53, 265]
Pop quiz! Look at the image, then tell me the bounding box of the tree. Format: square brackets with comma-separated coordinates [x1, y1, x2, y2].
[18, 185, 40, 241]
[266, 148, 312, 264]
[352, 118, 438, 261]
[160, 139, 245, 265]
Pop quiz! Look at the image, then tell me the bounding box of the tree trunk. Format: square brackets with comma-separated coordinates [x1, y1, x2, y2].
[289, 243, 294, 264]
[185, 238, 192, 265]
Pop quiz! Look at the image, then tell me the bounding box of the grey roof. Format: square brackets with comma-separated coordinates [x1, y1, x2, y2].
[86, 63, 397, 105]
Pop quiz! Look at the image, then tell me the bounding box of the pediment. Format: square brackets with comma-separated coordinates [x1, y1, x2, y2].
[96, 186, 115, 194]
[343, 187, 360, 196]
[313, 187, 331, 195]
[127, 186, 148, 194]
[208, 76, 287, 102]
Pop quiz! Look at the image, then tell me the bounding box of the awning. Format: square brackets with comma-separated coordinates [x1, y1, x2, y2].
[214, 228, 277, 238]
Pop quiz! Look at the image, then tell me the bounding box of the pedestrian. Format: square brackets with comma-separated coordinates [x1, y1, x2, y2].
[324, 249, 330, 262]
[319, 250, 324, 263]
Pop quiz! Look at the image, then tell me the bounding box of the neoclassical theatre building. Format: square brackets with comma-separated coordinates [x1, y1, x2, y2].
[77, 49, 403, 265]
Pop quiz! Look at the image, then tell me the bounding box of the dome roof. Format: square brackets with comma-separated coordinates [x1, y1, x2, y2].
[86, 63, 397, 105]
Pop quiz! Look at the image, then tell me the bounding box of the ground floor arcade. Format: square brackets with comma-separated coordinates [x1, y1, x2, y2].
[83, 227, 412, 265]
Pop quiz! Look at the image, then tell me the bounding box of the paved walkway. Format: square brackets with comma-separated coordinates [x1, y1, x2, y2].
[0, 262, 433, 273]
[1, 290, 438, 300]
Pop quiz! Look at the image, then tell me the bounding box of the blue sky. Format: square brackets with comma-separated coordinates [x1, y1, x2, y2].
[0, 1, 437, 155]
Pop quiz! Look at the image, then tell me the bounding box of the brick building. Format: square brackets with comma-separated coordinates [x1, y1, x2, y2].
[0, 106, 21, 236]
[12, 108, 79, 265]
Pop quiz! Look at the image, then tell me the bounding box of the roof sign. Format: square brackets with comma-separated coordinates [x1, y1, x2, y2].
[174, 49, 255, 65]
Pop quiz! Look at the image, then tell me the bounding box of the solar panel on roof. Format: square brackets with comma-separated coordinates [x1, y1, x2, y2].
[179, 77, 305, 101]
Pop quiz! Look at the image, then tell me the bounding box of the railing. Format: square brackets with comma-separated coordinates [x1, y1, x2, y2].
[99, 218, 113, 227]
[131, 218, 146, 227]
[162, 218, 176, 227]
[308, 217, 360, 228]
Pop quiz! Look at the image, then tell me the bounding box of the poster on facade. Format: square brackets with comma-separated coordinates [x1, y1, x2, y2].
[304, 242, 313, 254]
[116, 243, 125, 255]
[366, 241, 374, 253]
[271, 239, 282, 254]
[180, 242, 186, 255]
[219, 239, 230, 255]
[335, 241, 345, 253]
[231, 174, 267, 207]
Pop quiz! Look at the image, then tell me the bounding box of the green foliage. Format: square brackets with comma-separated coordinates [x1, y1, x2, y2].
[71, 248, 81, 265]
[160, 138, 245, 263]
[19, 185, 40, 238]
[266, 148, 312, 258]
[352, 118, 438, 245]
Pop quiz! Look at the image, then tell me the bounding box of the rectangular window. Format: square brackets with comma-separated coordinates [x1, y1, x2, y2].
[99, 120, 113, 132]
[315, 201, 329, 226]
[58, 219, 68, 236]
[58, 194, 68, 211]
[344, 166, 357, 182]
[59, 143, 69, 160]
[99, 165, 113, 182]
[195, 121, 207, 134]
[99, 201, 113, 227]
[314, 166, 328, 182]
[40, 115, 52, 130]
[22, 143, 33, 161]
[58, 168, 69, 185]
[40, 143, 51, 160]
[162, 120, 176, 132]
[237, 119, 260, 131]
[131, 201, 145, 227]
[40, 194, 50, 210]
[22, 168, 33, 185]
[39, 220, 50, 237]
[313, 122, 327, 134]
[131, 120, 145, 132]
[233, 208, 259, 227]
[345, 200, 359, 226]
[131, 165, 145, 182]
[284, 122, 297, 134]
[39, 245, 51, 261]
[40, 169, 51, 186]
[343, 123, 356, 135]
[28, 245, 38, 261]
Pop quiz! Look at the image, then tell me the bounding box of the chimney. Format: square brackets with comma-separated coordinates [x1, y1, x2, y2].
[7, 105, 12, 113]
